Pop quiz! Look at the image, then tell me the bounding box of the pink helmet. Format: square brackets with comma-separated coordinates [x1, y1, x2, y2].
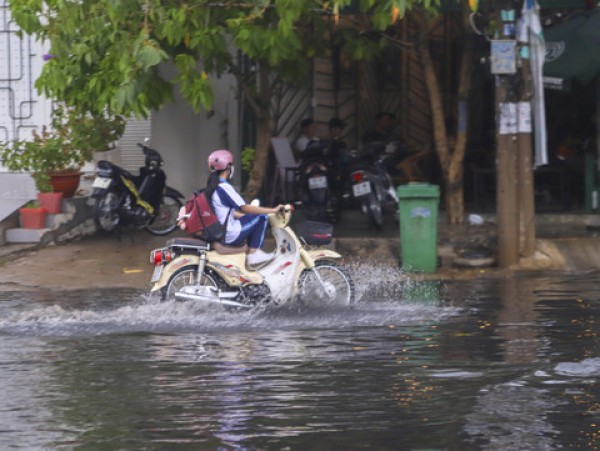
[207, 149, 233, 171]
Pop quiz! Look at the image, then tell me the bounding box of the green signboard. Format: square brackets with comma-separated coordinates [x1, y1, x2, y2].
[346, 1, 589, 14]
[441, 0, 588, 11]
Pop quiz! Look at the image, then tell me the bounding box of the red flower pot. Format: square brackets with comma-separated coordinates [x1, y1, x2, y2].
[37, 192, 63, 214]
[20, 207, 47, 229]
[48, 171, 81, 198]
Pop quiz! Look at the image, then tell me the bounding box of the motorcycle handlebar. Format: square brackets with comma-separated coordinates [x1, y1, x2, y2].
[273, 204, 293, 217]
[138, 142, 159, 154]
[138, 143, 163, 166]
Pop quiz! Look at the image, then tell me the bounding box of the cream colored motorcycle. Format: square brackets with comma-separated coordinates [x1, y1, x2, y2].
[148, 205, 355, 308]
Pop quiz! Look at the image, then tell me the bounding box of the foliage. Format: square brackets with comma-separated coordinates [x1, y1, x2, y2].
[0, 107, 125, 192]
[8, 0, 437, 118]
[8, 0, 438, 196]
[241, 147, 256, 173]
[22, 200, 39, 208]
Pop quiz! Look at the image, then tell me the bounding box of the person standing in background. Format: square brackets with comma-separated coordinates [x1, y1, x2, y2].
[294, 118, 320, 158]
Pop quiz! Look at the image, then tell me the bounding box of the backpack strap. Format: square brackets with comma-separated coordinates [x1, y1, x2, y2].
[220, 208, 232, 244]
[208, 185, 233, 244]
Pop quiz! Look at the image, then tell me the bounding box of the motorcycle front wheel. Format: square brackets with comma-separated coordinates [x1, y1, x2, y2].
[297, 260, 355, 307]
[145, 194, 183, 236]
[93, 191, 121, 232]
[163, 265, 223, 301]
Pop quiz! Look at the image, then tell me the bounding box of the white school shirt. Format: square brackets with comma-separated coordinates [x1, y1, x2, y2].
[295, 135, 319, 154]
[211, 179, 244, 243]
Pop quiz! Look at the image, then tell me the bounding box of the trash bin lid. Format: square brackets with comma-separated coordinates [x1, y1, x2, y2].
[396, 183, 440, 199]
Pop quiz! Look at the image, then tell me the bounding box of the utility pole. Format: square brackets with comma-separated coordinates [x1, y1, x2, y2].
[493, 2, 520, 267]
[496, 81, 521, 266]
[517, 57, 536, 257]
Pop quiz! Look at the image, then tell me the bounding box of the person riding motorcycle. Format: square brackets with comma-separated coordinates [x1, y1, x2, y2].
[206, 149, 283, 267]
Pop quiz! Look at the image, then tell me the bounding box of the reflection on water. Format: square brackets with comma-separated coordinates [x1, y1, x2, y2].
[1, 266, 600, 449]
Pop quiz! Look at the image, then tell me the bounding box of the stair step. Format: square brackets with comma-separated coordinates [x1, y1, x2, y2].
[5, 227, 50, 243]
[4, 212, 74, 244]
[2, 195, 95, 245]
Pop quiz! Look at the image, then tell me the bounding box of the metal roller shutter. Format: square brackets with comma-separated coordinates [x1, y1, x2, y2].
[117, 116, 152, 171]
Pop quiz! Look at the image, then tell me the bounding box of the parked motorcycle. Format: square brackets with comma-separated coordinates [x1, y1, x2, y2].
[298, 141, 342, 223]
[348, 142, 399, 229]
[91, 140, 184, 235]
[148, 205, 355, 308]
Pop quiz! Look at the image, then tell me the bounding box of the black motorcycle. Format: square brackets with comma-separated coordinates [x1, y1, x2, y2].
[348, 142, 399, 228]
[91, 141, 184, 235]
[298, 141, 342, 223]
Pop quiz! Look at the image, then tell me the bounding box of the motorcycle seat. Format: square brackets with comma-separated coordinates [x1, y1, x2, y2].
[213, 242, 248, 255]
[167, 237, 208, 247]
[166, 238, 247, 255]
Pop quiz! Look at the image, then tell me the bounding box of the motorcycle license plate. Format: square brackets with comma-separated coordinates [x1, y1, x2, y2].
[308, 176, 327, 189]
[92, 177, 111, 189]
[353, 181, 371, 197]
[151, 265, 163, 283]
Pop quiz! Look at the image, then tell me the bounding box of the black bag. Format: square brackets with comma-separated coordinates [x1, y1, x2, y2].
[295, 220, 333, 245]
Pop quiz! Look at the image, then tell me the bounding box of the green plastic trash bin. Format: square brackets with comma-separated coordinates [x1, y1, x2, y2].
[397, 183, 440, 273]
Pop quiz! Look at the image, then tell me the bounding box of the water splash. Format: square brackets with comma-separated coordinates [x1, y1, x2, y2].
[0, 290, 458, 338]
[348, 261, 447, 305]
[0, 261, 461, 337]
[554, 358, 600, 377]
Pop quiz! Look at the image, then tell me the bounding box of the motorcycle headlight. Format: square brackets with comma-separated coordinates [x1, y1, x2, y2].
[96, 167, 113, 177]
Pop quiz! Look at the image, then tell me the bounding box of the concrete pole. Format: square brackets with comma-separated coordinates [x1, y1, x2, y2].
[496, 77, 520, 267]
[518, 60, 536, 257]
[495, 2, 520, 267]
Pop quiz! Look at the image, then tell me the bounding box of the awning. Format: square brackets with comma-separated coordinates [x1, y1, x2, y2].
[543, 9, 600, 90]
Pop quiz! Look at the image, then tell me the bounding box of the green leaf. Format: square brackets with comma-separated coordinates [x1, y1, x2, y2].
[135, 42, 167, 70]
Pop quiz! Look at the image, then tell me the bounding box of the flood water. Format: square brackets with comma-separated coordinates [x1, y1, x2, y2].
[1, 265, 600, 450]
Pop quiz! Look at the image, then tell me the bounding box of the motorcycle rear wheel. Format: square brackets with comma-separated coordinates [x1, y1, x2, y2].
[163, 265, 222, 301]
[297, 260, 355, 307]
[365, 193, 383, 229]
[145, 194, 183, 236]
[93, 191, 121, 232]
[326, 193, 342, 224]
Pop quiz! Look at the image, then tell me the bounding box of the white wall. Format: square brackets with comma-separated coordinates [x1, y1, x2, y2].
[152, 62, 241, 198]
[0, 7, 52, 171]
[0, 6, 243, 198]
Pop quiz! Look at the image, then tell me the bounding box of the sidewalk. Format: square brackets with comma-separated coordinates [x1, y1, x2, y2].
[1, 208, 600, 292]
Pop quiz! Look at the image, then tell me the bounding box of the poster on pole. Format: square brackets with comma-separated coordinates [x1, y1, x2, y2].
[518, 101, 532, 133]
[491, 40, 517, 74]
[499, 102, 517, 135]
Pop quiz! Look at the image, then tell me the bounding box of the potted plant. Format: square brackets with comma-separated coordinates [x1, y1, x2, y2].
[19, 200, 48, 229]
[0, 106, 125, 198]
[37, 189, 63, 215]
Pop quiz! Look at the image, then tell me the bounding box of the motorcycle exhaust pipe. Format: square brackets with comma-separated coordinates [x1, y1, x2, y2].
[174, 286, 251, 309]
